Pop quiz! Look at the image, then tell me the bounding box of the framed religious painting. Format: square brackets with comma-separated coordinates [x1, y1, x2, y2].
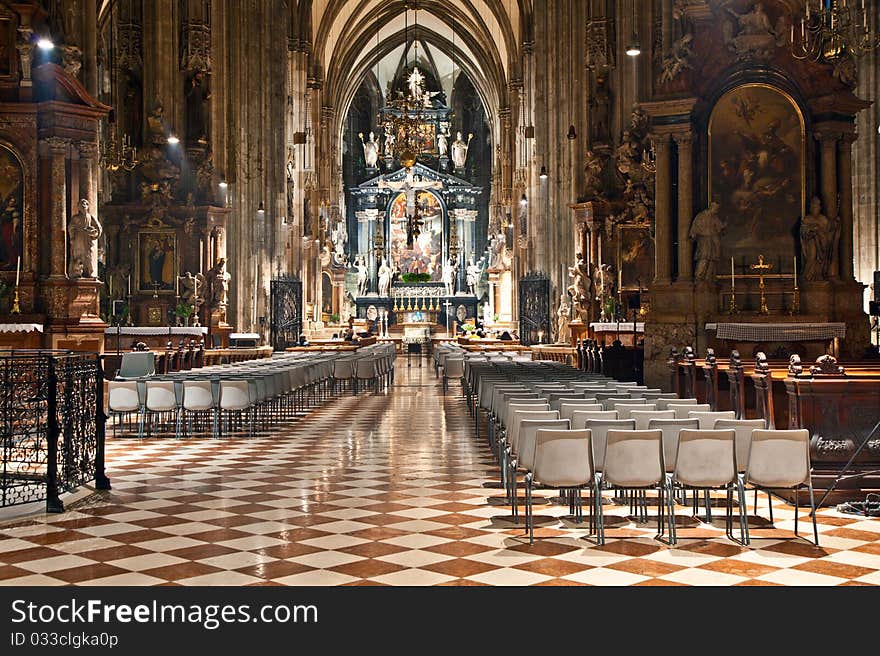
[0, 144, 23, 272]
[709, 83, 805, 273]
[137, 231, 177, 293]
[0, 9, 16, 81]
[388, 190, 444, 281]
[617, 224, 654, 291]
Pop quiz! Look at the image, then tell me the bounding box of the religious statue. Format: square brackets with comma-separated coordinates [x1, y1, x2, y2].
[383, 124, 395, 157]
[451, 132, 473, 170]
[146, 101, 167, 146]
[488, 232, 507, 270]
[185, 70, 211, 145]
[466, 259, 481, 296]
[442, 258, 457, 297]
[331, 218, 348, 266]
[556, 294, 572, 345]
[286, 149, 296, 223]
[178, 271, 206, 306]
[590, 71, 611, 143]
[658, 33, 694, 85]
[206, 257, 230, 309]
[800, 196, 838, 281]
[437, 128, 449, 158]
[483, 302, 493, 326]
[360, 131, 380, 169]
[107, 262, 130, 301]
[378, 168, 443, 218]
[68, 199, 102, 279]
[566, 253, 591, 321]
[690, 201, 725, 281]
[378, 258, 393, 298]
[590, 262, 615, 302]
[722, 1, 786, 59]
[355, 255, 369, 297]
[407, 66, 425, 100]
[583, 149, 605, 199]
[195, 149, 215, 202]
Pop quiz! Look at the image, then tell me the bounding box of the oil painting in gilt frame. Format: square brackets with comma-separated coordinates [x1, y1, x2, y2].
[138, 231, 177, 293]
[709, 83, 805, 273]
[618, 225, 654, 291]
[389, 190, 444, 281]
[0, 144, 23, 272]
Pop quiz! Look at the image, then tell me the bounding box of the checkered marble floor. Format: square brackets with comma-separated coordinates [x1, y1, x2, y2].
[1, 361, 879, 586]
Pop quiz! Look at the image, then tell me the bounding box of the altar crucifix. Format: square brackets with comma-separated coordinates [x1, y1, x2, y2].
[378, 168, 444, 219]
[750, 254, 773, 315]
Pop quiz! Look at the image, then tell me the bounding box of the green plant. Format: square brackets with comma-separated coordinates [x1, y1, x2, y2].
[329, 313, 340, 324]
[401, 272, 431, 284]
[175, 302, 194, 319]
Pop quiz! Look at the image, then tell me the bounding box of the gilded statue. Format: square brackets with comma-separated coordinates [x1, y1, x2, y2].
[690, 202, 725, 281]
[68, 199, 102, 279]
[800, 196, 838, 281]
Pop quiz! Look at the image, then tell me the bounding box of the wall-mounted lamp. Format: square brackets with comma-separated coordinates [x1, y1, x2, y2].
[37, 37, 54, 51]
[520, 194, 528, 207]
[539, 165, 548, 180]
[166, 135, 180, 145]
[218, 180, 228, 189]
[626, 43, 641, 57]
[257, 202, 266, 216]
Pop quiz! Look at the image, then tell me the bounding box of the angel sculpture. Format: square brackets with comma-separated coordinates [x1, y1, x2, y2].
[179, 271, 206, 306]
[658, 33, 694, 85]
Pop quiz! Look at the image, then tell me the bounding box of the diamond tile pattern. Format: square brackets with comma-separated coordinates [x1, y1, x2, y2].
[1, 362, 879, 586]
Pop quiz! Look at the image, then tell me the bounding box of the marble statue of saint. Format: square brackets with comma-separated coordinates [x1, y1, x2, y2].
[355, 256, 369, 297]
[407, 66, 425, 100]
[179, 271, 206, 305]
[206, 258, 230, 308]
[383, 124, 395, 157]
[68, 199, 102, 279]
[437, 128, 448, 158]
[567, 252, 591, 319]
[466, 259, 480, 296]
[801, 196, 838, 281]
[488, 233, 506, 270]
[360, 131, 380, 169]
[442, 258, 457, 297]
[451, 132, 473, 170]
[185, 70, 211, 145]
[378, 258, 393, 298]
[690, 201, 725, 281]
[556, 294, 572, 345]
[331, 219, 348, 265]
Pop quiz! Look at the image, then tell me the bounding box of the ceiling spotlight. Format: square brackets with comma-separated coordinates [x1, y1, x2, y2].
[567, 125, 577, 140]
[37, 38, 54, 51]
[166, 135, 179, 145]
[520, 194, 528, 207]
[218, 180, 228, 189]
[257, 202, 266, 215]
[626, 43, 641, 57]
[539, 166, 548, 180]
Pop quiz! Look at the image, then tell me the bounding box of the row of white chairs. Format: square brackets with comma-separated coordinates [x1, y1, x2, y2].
[331, 344, 396, 394]
[107, 351, 345, 438]
[471, 359, 819, 547]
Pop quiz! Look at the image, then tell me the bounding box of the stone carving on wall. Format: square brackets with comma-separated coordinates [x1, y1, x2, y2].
[590, 71, 612, 144]
[60, 44, 82, 78]
[689, 201, 724, 281]
[451, 132, 473, 170]
[195, 148, 215, 203]
[117, 14, 143, 71]
[68, 199, 102, 279]
[800, 196, 838, 282]
[721, 1, 786, 61]
[178, 270, 206, 305]
[179, 17, 211, 73]
[205, 257, 229, 309]
[658, 33, 694, 85]
[585, 17, 615, 71]
[616, 105, 655, 224]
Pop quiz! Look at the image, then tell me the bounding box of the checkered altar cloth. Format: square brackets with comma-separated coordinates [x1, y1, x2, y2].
[705, 322, 847, 341]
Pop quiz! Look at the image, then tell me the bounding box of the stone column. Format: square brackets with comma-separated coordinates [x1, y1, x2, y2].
[653, 133, 673, 284]
[41, 137, 70, 278]
[815, 128, 840, 279]
[83, 0, 98, 95]
[674, 131, 694, 281]
[77, 140, 99, 212]
[838, 133, 856, 281]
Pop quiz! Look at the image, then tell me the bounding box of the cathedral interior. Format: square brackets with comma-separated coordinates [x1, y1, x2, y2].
[1, 0, 880, 592]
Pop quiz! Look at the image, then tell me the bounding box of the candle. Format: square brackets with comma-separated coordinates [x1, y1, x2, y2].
[128, 274, 131, 295]
[794, 255, 798, 284]
[15, 255, 20, 287]
[731, 256, 735, 290]
[176, 274, 179, 296]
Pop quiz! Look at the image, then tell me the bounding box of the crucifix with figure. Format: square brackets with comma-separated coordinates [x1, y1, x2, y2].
[750, 254, 772, 315]
[378, 167, 444, 218]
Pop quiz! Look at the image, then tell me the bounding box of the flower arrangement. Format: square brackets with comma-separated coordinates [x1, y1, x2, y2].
[401, 272, 431, 283]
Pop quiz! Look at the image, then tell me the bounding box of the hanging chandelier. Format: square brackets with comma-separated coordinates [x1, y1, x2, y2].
[790, 0, 879, 61]
[377, 2, 436, 168]
[100, 3, 138, 172]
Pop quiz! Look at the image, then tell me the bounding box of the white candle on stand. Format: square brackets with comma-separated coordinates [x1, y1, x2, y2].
[15, 255, 20, 287]
[793, 255, 797, 284]
[128, 274, 131, 295]
[731, 256, 735, 291]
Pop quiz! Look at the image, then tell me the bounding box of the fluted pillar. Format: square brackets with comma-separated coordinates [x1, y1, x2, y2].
[674, 131, 694, 281]
[838, 133, 856, 281]
[815, 128, 840, 279]
[653, 133, 673, 284]
[41, 137, 71, 278]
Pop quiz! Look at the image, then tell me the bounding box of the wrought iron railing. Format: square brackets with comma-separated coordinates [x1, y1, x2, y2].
[0, 350, 110, 512]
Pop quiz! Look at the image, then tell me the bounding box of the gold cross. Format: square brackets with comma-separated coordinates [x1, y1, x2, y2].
[750, 255, 772, 314]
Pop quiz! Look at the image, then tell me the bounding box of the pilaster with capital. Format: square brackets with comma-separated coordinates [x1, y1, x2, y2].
[652, 133, 673, 284]
[674, 131, 694, 281]
[814, 127, 840, 279]
[838, 132, 857, 281]
[41, 137, 71, 278]
[16, 27, 34, 89]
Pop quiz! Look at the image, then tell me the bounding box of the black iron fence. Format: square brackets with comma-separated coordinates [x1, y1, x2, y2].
[0, 350, 110, 512]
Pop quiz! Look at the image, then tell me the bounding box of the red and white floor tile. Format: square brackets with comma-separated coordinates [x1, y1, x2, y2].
[1, 362, 879, 586]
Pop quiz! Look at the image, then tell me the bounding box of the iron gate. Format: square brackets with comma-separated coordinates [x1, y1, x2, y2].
[519, 272, 551, 346]
[270, 277, 304, 351]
